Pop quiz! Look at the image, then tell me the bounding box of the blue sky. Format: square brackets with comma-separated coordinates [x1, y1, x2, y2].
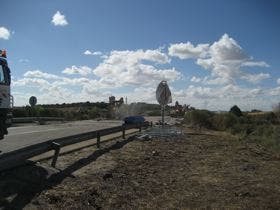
[0, 0, 280, 110]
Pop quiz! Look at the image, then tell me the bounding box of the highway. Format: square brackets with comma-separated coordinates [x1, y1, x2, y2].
[0, 120, 122, 154]
[0, 116, 175, 155]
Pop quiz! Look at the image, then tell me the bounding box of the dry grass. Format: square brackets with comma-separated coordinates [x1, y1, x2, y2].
[1, 126, 280, 209]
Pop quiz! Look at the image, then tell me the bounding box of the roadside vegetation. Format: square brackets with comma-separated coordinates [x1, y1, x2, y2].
[11, 102, 164, 121]
[184, 104, 280, 151]
[12, 103, 108, 121]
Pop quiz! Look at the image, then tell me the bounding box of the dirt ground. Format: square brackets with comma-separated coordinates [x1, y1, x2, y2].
[1, 125, 280, 209]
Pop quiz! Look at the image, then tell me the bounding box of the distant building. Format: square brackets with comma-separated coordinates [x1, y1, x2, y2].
[109, 96, 124, 107]
[109, 96, 116, 104]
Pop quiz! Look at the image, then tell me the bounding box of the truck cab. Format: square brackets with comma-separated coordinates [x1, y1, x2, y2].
[0, 50, 12, 139]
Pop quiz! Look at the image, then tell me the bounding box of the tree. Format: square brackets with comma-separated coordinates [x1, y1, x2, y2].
[88, 107, 100, 119]
[229, 105, 242, 117]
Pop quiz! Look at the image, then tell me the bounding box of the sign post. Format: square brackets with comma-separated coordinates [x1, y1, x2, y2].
[156, 81, 172, 126]
[29, 96, 37, 118]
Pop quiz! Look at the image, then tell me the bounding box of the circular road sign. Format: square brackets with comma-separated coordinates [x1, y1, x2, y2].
[29, 96, 37, 107]
[156, 81, 172, 106]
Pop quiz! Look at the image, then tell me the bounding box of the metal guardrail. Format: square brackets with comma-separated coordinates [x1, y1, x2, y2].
[0, 122, 150, 172]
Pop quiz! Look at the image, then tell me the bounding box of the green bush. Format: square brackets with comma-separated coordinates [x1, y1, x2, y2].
[12, 108, 28, 117]
[183, 106, 280, 151]
[230, 123, 245, 135]
[147, 110, 161, 116]
[247, 124, 280, 150]
[184, 109, 214, 128]
[211, 113, 238, 131]
[88, 107, 100, 119]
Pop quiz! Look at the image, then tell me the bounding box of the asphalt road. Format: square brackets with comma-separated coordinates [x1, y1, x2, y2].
[0, 116, 176, 154]
[0, 120, 122, 154]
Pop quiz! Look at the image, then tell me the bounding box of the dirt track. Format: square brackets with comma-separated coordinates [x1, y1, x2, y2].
[1, 125, 280, 209]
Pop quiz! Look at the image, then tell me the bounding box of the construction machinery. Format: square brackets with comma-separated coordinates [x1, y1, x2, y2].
[0, 50, 13, 140]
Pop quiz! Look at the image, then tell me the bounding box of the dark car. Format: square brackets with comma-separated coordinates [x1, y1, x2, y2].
[123, 116, 146, 125]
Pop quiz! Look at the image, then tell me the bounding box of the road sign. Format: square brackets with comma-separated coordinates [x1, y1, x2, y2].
[156, 80, 172, 105]
[29, 96, 37, 107]
[156, 81, 172, 125]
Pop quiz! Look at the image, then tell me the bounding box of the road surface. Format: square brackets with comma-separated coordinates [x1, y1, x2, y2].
[0, 120, 122, 154]
[0, 116, 176, 154]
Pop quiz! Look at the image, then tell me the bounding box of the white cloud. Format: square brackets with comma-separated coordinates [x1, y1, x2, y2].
[190, 76, 202, 83]
[168, 42, 209, 59]
[142, 49, 171, 64]
[24, 70, 60, 80]
[172, 34, 270, 85]
[12, 75, 111, 105]
[11, 67, 279, 111]
[19, 49, 174, 94]
[205, 77, 232, 85]
[128, 87, 157, 103]
[241, 73, 270, 84]
[11, 41, 276, 111]
[172, 84, 274, 111]
[12, 48, 181, 106]
[0, 27, 11, 40]
[13, 78, 47, 87]
[51, 11, 68, 26]
[62, 66, 92, 76]
[242, 61, 269, 67]
[93, 49, 180, 88]
[84, 50, 102, 56]
[210, 34, 248, 61]
[270, 87, 280, 96]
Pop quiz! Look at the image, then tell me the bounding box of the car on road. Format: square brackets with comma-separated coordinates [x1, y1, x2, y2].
[123, 116, 146, 125]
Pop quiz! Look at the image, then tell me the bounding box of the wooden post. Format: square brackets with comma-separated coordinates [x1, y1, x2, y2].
[97, 132, 101, 149]
[139, 124, 142, 132]
[150, 121, 153, 127]
[51, 142, 61, 168]
[122, 125, 125, 139]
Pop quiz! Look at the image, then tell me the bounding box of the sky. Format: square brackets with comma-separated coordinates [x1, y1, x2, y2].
[0, 0, 280, 111]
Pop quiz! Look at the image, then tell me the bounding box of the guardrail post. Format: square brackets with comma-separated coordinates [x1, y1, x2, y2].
[139, 124, 142, 132]
[51, 142, 61, 168]
[97, 132, 101, 149]
[122, 125, 125, 139]
[150, 121, 153, 127]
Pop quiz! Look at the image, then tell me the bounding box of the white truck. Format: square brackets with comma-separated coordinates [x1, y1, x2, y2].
[0, 50, 13, 139]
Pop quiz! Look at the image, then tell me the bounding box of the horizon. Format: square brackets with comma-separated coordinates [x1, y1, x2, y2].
[1, 0, 280, 111]
[13, 100, 271, 113]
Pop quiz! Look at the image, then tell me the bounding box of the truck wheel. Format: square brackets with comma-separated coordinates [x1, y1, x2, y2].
[4, 127, 8, 134]
[0, 128, 4, 140]
[0, 120, 4, 139]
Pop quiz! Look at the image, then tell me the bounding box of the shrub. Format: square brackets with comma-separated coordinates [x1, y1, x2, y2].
[12, 108, 28, 117]
[88, 107, 100, 119]
[247, 112, 278, 125]
[246, 124, 280, 150]
[211, 113, 238, 131]
[184, 109, 213, 128]
[230, 123, 246, 135]
[229, 105, 242, 117]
